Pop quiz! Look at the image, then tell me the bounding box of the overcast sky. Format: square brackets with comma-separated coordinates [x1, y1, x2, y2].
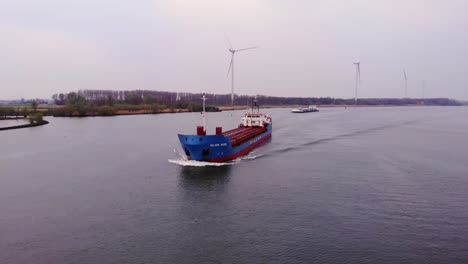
[1, 0, 467, 100]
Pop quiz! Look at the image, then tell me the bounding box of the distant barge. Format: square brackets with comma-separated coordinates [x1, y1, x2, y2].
[291, 105, 319, 113]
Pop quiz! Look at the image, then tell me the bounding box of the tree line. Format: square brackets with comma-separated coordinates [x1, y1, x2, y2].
[0, 106, 31, 118]
[50, 91, 220, 117]
[1, 90, 462, 118]
[51, 89, 462, 108]
[0, 101, 43, 124]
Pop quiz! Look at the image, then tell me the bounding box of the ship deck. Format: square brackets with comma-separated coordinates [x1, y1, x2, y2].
[223, 126, 267, 146]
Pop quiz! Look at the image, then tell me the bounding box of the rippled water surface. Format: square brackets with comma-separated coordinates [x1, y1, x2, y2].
[1, 107, 467, 264]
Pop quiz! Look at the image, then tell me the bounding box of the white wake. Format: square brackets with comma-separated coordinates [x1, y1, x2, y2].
[168, 148, 263, 167]
[168, 158, 237, 167]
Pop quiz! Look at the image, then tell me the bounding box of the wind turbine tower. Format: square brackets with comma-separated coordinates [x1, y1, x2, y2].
[422, 80, 425, 99]
[226, 40, 258, 106]
[353, 61, 361, 105]
[403, 69, 408, 98]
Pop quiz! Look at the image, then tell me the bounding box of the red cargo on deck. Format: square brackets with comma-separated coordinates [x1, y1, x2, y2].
[223, 126, 267, 146]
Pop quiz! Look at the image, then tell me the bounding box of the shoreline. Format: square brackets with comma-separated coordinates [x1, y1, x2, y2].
[6, 104, 460, 119]
[0, 120, 49, 131]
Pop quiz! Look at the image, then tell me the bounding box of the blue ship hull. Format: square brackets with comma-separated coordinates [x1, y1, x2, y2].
[178, 124, 272, 162]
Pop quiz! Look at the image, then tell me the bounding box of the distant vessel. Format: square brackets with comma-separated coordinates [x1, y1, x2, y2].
[291, 105, 319, 113]
[177, 98, 272, 162]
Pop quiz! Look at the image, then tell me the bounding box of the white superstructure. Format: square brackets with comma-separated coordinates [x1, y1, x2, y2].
[240, 113, 272, 127]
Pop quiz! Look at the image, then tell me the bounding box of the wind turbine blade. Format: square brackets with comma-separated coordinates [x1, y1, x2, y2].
[403, 69, 407, 80]
[235, 46, 259, 52]
[227, 56, 233, 77]
[224, 33, 233, 49]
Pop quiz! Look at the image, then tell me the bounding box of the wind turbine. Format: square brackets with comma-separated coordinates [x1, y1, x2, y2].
[353, 61, 361, 105]
[226, 38, 258, 106]
[403, 69, 408, 98]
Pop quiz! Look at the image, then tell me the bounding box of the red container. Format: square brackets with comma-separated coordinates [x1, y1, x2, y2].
[197, 126, 205, 135]
[216, 127, 223, 135]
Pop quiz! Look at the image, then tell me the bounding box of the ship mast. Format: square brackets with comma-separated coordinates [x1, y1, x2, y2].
[201, 95, 208, 132]
[251, 95, 259, 112]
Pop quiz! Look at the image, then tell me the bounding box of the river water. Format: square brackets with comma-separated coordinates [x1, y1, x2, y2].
[1, 107, 467, 264]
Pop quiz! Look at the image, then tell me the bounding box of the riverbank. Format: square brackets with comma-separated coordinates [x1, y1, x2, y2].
[1, 104, 457, 119]
[48, 103, 220, 117]
[87, 108, 190, 116]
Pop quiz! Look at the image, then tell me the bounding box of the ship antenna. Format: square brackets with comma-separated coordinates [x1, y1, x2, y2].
[251, 96, 255, 112]
[251, 95, 259, 113]
[201, 94, 208, 132]
[251, 97, 253, 112]
[257, 96, 260, 112]
[255, 95, 259, 112]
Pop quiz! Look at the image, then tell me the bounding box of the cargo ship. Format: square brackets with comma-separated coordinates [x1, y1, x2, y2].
[177, 97, 272, 162]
